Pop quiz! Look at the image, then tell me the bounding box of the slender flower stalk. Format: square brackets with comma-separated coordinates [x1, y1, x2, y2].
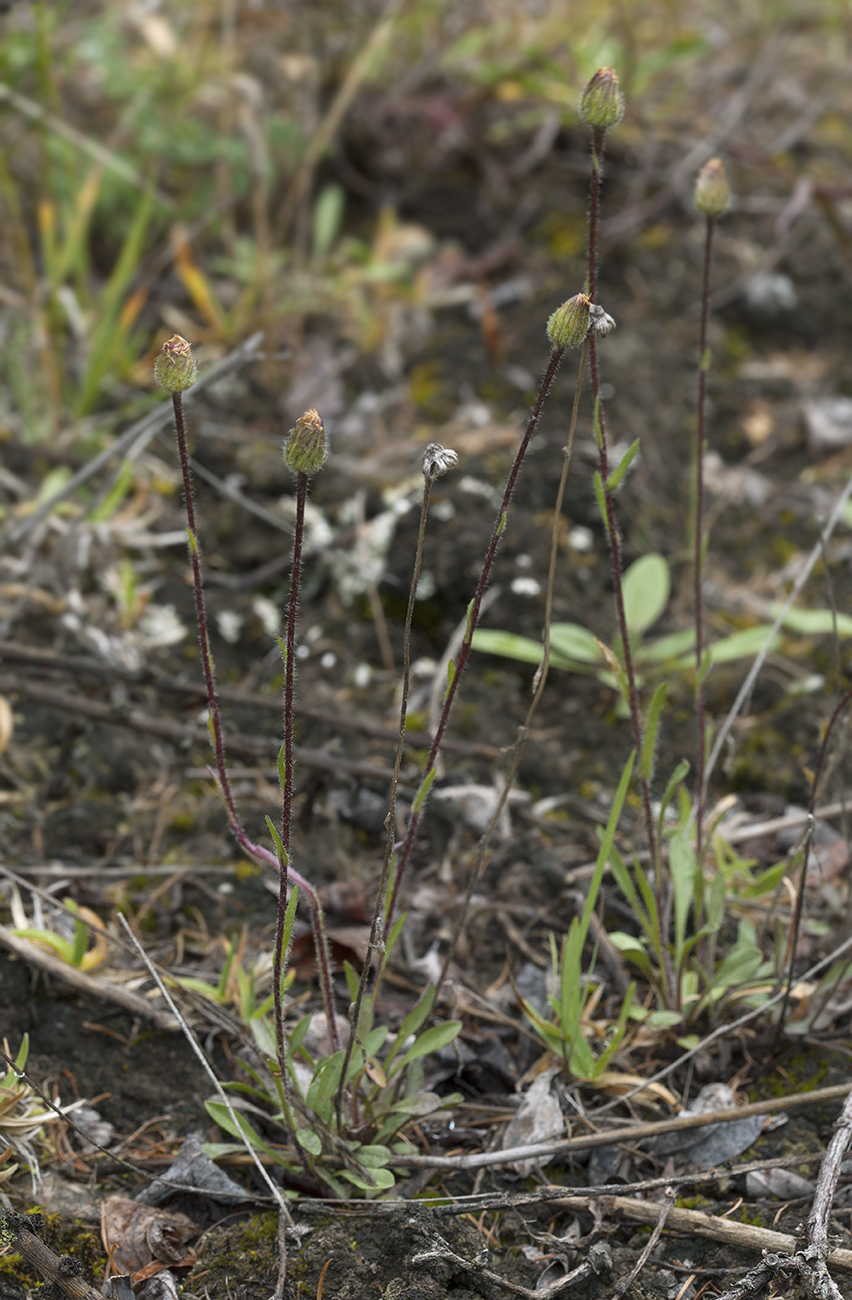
[155, 341, 337, 1061]
[693, 159, 729, 861]
[387, 346, 566, 922]
[277, 409, 338, 1068]
[336, 442, 458, 1123]
[580, 71, 658, 875]
[436, 332, 590, 1000]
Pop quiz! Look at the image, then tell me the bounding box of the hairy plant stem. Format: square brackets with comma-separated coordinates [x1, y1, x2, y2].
[585, 128, 671, 1005]
[586, 131, 658, 871]
[387, 345, 566, 923]
[335, 474, 436, 1124]
[435, 341, 589, 1001]
[169, 393, 337, 1057]
[693, 214, 715, 863]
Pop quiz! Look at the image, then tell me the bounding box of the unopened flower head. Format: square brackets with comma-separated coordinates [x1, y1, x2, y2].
[695, 157, 730, 218]
[589, 303, 616, 337]
[154, 335, 197, 392]
[422, 443, 459, 481]
[579, 67, 624, 131]
[546, 293, 591, 349]
[282, 407, 327, 477]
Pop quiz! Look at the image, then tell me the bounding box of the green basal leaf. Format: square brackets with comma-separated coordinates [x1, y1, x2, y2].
[471, 629, 543, 665]
[670, 832, 697, 965]
[250, 1015, 278, 1059]
[390, 1021, 461, 1078]
[312, 183, 345, 261]
[549, 623, 603, 664]
[772, 603, 852, 638]
[305, 1052, 346, 1124]
[296, 1128, 322, 1156]
[622, 553, 670, 636]
[287, 1012, 314, 1061]
[384, 985, 436, 1073]
[340, 1166, 395, 1192]
[204, 1101, 281, 1160]
[343, 960, 360, 1004]
[362, 1025, 387, 1057]
[350, 1144, 391, 1168]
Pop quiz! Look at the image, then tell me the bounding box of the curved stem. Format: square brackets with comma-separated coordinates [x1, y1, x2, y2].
[435, 341, 589, 1001]
[387, 346, 565, 923]
[170, 394, 336, 1056]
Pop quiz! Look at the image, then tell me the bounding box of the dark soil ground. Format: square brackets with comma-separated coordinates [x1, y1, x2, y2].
[4, 22, 852, 1298]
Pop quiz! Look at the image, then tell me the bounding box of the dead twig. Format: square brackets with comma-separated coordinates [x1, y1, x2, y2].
[10, 676, 395, 782]
[548, 1196, 852, 1272]
[410, 1223, 612, 1300]
[0, 1212, 102, 1300]
[611, 1186, 676, 1300]
[0, 923, 177, 1030]
[387, 1082, 852, 1171]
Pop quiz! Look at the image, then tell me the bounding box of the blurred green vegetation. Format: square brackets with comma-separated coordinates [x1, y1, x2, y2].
[0, 0, 848, 442]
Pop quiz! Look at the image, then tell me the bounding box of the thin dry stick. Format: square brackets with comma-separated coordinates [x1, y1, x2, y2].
[336, 445, 457, 1121]
[547, 1195, 852, 1272]
[116, 914, 292, 1300]
[808, 1042, 852, 1257]
[612, 1186, 676, 1300]
[412, 1226, 610, 1300]
[387, 345, 566, 922]
[386, 1081, 852, 1172]
[703, 470, 852, 794]
[434, 340, 589, 999]
[0, 1214, 102, 1300]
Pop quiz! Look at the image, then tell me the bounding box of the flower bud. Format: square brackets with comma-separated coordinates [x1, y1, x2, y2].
[695, 158, 729, 218]
[282, 407, 327, 477]
[546, 293, 591, 349]
[578, 67, 624, 131]
[154, 334, 197, 392]
[422, 443, 459, 481]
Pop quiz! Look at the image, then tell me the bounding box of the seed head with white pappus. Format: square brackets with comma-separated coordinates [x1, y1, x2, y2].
[695, 158, 730, 218]
[422, 443, 459, 481]
[154, 335, 197, 392]
[578, 67, 624, 131]
[283, 407, 327, 477]
[546, 293, 591, 349]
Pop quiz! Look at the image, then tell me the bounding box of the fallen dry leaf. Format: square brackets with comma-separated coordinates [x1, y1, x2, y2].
[101, 1195, 197, 1280]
